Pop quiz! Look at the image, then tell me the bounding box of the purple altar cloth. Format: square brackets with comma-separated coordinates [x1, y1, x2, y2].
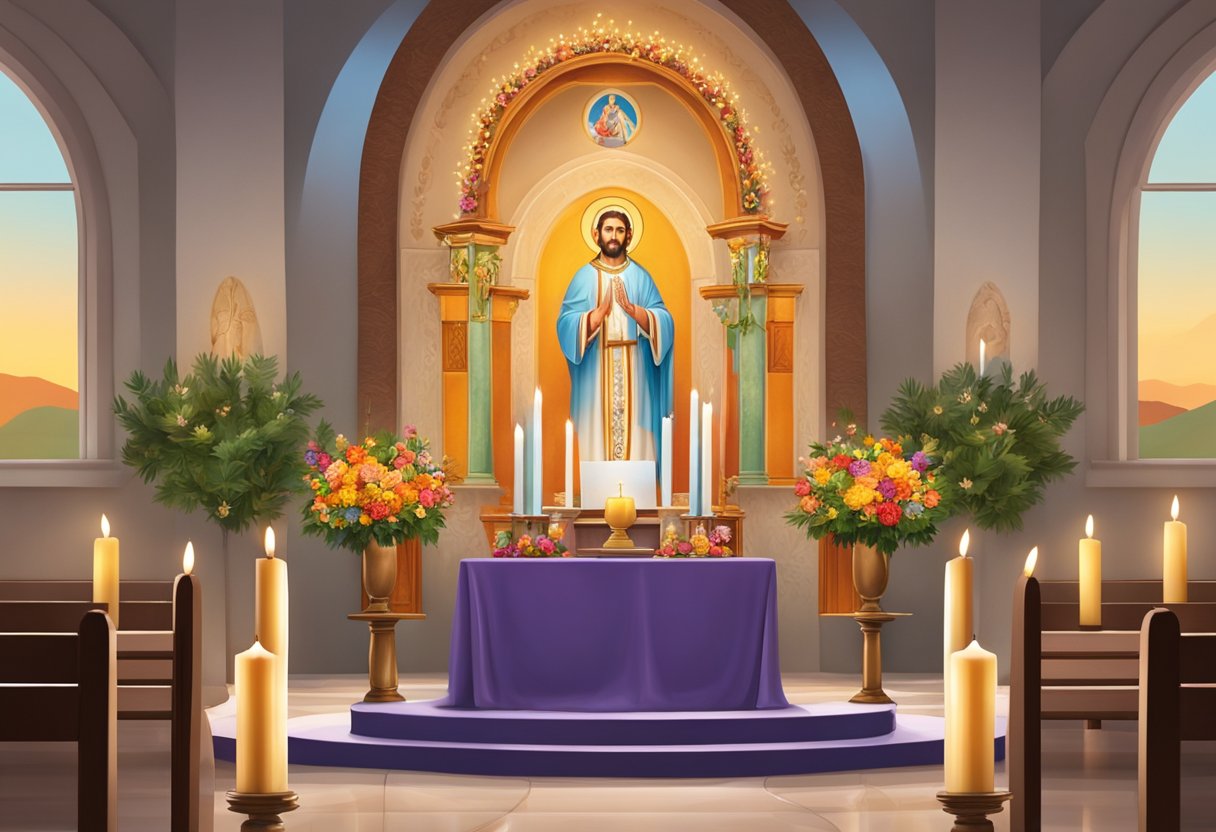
[440, 557, 789, 712]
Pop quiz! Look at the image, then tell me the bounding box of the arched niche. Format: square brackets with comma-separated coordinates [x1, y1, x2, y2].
[965, 282, 1011, 368]
[358, 0, 866, 432]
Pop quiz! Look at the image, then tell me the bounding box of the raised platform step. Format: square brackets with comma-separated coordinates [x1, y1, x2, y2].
[350, 700, 895, 746]
[210, 700, 1006, 779]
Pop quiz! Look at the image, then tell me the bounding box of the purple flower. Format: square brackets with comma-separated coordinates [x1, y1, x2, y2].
[910, 451, 930, 472]
[876, 478, 897, 500]
[304, 449, 319, 467]
[847, 459, 871, 478]
[459, 195, 477, 213]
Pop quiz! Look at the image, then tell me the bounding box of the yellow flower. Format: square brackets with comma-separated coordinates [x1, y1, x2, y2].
[853, 449, 865, 459]
[826, 507, 838, 519]
[813, 468, 831, 485]
[359, 514, 372, 525]
[863, 435, 876, 447]
[885, 460, 911, 481]
[335, 434, 348, 451]
[842, 484, 876, 510]
[933, 405, 944, 415]
[691, 534, 710, 555]
[365, 437, 377, 448]
[414, 506, 427, 518]
[217, 501, 230, 518]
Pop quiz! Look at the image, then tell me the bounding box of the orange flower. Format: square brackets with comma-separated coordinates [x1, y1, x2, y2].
[923, 489, 941, 508]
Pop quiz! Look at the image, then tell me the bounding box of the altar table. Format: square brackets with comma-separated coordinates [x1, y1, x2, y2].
[442, 558, 788, 712]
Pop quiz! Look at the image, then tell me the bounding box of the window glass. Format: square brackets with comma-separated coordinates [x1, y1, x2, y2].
[0, 71, 70, 182]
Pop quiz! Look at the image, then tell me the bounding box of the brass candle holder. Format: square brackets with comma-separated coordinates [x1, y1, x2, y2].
[935, 790, 1011, 831]
[226, 789, 298, 831]
[602, 484, 637, 549]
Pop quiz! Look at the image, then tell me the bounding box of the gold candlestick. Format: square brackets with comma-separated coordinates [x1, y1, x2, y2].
[226, 789, 298, 831]
[936, 790, 1011, 831]
[602, 482, 637, 549]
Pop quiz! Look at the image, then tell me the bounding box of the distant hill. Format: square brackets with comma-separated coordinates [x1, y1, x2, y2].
[1137, 378, 1216, 411]
[1140, 397, 1216, 458]
[1139, 400, 1187, 427]
[0, 406, 78, 459]
[0, 373, 77, 428]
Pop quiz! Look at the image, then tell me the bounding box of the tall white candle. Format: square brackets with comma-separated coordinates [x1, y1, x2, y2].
[944, 529, 973, 717]
[688, 389, 700, 515]
[979, 338, 987, 375]
[92, 514, 120, 628]
[1164, 495, 1187, 603]
[660, 415, 673, 507]
[254, 527, 288, 789]
[513, 423, 524, 514]
[564, 419, 574, 508]
[701, 401, 713, 516]
[532, 388, 543, 513]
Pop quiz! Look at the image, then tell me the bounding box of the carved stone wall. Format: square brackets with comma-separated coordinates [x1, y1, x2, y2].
[965, 281, 1012, 367]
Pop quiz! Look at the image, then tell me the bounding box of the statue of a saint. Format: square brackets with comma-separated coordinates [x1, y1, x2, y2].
[557, 209, 674, 465]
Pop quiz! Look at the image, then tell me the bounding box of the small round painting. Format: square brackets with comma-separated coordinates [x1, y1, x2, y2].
[584, 89, 640, 148]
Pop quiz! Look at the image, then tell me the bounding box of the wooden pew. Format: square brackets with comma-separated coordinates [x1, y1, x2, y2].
[0, 579, 201, 832]
[0, 610, 116, 832]
[1138, 607, 1216, 832]
[1009, 579, 1216, 832]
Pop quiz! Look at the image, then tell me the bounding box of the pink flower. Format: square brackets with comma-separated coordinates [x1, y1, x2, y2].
[537, 536, 556, 555]
[316, 452, 331, 469]
[359, 462, 381, 483]
[794, 479, 811, 497]
[677, 541, 693, 555]
[400, 449, 416, 465]
[394, 456, 407, 469]
[403, 425, 418, 439]
[419, 489, 438, 508]
[992, 422, 1009, 436]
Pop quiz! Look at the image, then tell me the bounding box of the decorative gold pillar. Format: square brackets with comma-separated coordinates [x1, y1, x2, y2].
[431, 219, 527, 496]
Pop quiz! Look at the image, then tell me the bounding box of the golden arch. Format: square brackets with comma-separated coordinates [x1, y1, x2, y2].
[473, 52, 745, 221]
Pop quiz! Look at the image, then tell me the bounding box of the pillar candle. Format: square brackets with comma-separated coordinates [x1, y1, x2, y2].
[660, 415, 673, 507]
[92, 514, 120, 629]
[943, 529, 973, 715]
[1164, 495, 1187, 603]
[532, 388, 543, 513]
[513, 423, 524, 514]
[701, 402, 713, 516]
[979, 338, 987, 375]
[254, 527, 288, 789]
[235, 639, 285, 793]
[688, 390, 700, 515]
[565, 419, 574, 508]
[1079, 515, 1102, 627]
[945, 639, 997, 793]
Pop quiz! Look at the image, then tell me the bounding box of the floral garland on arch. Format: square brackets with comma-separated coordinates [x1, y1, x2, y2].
[456, 15, 770, 216]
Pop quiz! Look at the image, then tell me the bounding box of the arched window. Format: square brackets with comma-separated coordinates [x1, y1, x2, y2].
[1136, 69, 1216, 459]
[0, 66, 79, 459]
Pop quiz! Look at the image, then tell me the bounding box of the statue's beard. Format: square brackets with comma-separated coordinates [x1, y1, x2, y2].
[598, 239, 626, 258]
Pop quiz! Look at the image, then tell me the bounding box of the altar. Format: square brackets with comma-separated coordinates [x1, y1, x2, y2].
[441, 558, 786, 711]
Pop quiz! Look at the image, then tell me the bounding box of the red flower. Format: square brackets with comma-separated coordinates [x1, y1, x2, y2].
[877, 501, 902, 527]
[831, 454, 851, 471]
[794, 479, 811, 497]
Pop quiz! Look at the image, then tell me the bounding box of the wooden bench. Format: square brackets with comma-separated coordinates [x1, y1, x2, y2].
[1138, 607, 1216, 832]
[0, 609, 116, 832]
[0, 579, 201, 831]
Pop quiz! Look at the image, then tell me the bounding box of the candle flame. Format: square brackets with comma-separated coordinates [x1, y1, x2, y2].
[959, 529, 970, 558]
[534, 387, 542, 406]
[1171, 495, 1179, 521]
[264, 526, 276, 558]
[1085, 514, 1094, 539]
[183, 541, 194, 575]
[1024, 546, 1038, 577]
[100, 514, 110, 538]
[515, 423, 524, 438]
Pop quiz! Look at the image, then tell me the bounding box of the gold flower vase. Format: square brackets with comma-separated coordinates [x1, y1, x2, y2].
[362, 540, 397, 613]
[852, 543, 890, 612]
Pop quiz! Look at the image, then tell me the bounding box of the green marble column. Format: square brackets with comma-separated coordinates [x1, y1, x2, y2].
[733, 238, 769, 486]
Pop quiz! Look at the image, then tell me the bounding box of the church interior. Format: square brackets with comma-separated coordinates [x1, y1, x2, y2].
[2, 1, 1215, 829]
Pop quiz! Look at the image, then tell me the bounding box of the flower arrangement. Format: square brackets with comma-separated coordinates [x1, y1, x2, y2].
[114, 353, 322, 533]
[655, 524, 733, 558]
[300, 422, 453, 552]
[784, 425, 954, 555]
[456, 15, 769, 216]
[880, 363, 1083, 532]
[492, 530, 571, 558]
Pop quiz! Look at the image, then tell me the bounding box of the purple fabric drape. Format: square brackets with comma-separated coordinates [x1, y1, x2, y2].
[441, 558, 788, 712]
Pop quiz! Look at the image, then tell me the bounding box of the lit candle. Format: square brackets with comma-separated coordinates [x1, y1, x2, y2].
[564, 419, 574, 508]
[1079, 516, 1102, 628]
[532, 387, 543, 514]
[235, 639, 285, 793]
[1024, 546, 1038, 578]
[701, 401, 713, 516]
[513, 423, 524, 514]
[92, 514, 120, 628]
[979, 338, 987, 375]
[1164, 495, 1187, 603]
[182, 541, 195, 576]
[254, 527, 288, 789]
[688, 389, 700, 515]
[660, 415, 673, 507]
[944, 530, 973, 715]
[945, 639, 997, 793]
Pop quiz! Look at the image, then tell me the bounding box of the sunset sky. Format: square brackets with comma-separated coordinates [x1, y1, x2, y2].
[0, 70, 77, 393]
[1138, 70, 1216, 389]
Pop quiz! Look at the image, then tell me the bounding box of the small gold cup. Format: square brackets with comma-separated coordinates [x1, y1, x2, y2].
[602, 483, 637, 549]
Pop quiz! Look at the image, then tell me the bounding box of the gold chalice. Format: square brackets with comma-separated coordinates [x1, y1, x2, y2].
[602, 483, 637, 549]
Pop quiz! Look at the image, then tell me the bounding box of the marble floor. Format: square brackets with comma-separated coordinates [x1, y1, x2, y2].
[1, 673, 1212, 830]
